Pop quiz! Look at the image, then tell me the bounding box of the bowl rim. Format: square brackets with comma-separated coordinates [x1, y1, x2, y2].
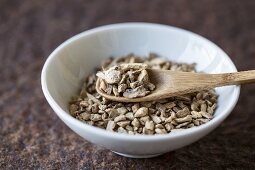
[41, 22, 240, 141]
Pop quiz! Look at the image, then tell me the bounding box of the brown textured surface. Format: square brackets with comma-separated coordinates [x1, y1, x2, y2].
[1, 0, 255, 169]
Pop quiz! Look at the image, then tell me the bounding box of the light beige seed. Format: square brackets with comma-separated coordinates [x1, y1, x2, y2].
[127, 70, 135, 82]
[161, 112, 168, 118]
[164, 112, 176, 123]
[164, 102, 176, 109]
[173, 107, 180, 112]
[155, 124, 164, 129]
[176, 107, 190, 118]
[165, 123, 174, 131]
[128, 131, 135, 135]
[155, 128, 167, 134]
[131, 118, 140, 128]
[207, 103, 217, 114]
[148, 108, 156, 114]
[142, 127, 154, 135]
[80, 101, 89, 107]
[170, 111, 177, 119]
[86, 93, 101, 104]
[119, 63, 148, 71]
[171, 120, 178, 125]
[112, 86, 119, 96]
[160, 116, 166, 122]
[200, 103, 207, 112]
[90, 114, 102, 121]
[99, 104, 107, 111]
[193, 119, 200, 126]
[91, 103, 99, 113]
[70, 104, 78, 116]
[96, 121, 105, 127]
[106, 121, 116, 131]
[96, 71, 105, 80]
[98, 110, 105, 114]
[125, 125, 133, 131]
[99, 79, 107, 92]
[86, 98, 93, 104]
[197, 118, 209, 124]
[125, 112, 134, 120]
[130, 81, 140, 89]
[155, 110, 160, 116]
[126, 106, 132, 112]
[118, 84, 127, 93]
[78, 107, 85, 112]
[191, 111, 202, 119]
[176, 122, 189, 129]
[86, 105, 92, 112]
[165, 116, 173, 123]
[98, 69, 122, 84]
[200, 111, 213, 119]
[131, 104, 140, 112]
[210, 96, 217, 102]
[119, 74, 127, 84]
[187, 123, 195, 128]
[117, 107, 128, 115]
[117, 120, 130, 127]
[212, 103, 217, 110]
[106, 108, 119, 119]
[133, 127, 138, 131]
[114, 115, 126, 122]
[114, 103, 123, 108]
[138, 70, 149, 82]
[175, 115, 192, 123]
[191, 102, 199, 111]
[203, 92, 209, 99]
[102, 112, 108, 120]
[134, 107, 148, 117]
[117, 127, 127, 133]
[196, 93, 203, 100]
[177, 101, 186, 109]
[156, 103, 166, 113]
[105, 85, 112, 95]
[151, 115, 162, 124]
[123, 86, 149, 98]
[146, 83, 156, 91]
[139, 116, 150, 125]
[80, 112, 90, 120]
[126, 79, 131, 86]
[145, 121, 154, 130]
[138, 127, 143, 133]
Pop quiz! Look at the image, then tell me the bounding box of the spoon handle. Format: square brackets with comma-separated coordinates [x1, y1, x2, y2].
[213, 70, 255, 86]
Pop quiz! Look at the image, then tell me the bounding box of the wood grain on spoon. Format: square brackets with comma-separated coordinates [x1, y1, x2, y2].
[96, 69, 255, 102]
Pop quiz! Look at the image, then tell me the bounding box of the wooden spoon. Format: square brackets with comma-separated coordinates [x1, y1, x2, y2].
[96, 69, 255, 102]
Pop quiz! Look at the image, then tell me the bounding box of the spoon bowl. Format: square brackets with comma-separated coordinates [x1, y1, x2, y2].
[96, 69, 255, 102]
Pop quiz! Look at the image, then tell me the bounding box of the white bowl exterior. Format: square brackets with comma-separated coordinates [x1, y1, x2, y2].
[42, 23, 240, 157]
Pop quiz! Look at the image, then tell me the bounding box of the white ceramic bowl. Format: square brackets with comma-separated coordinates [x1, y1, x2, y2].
[41, 23, 240, 158]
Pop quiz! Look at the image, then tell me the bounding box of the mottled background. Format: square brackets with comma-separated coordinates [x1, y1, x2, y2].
[1, 0, 255, 169]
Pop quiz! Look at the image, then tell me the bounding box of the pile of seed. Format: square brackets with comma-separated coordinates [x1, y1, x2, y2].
[96, 63, 155, 98]
[69, 53, 217, 135]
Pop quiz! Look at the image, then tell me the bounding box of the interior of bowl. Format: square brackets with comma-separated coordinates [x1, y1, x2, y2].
[42, 23, 239, 136]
